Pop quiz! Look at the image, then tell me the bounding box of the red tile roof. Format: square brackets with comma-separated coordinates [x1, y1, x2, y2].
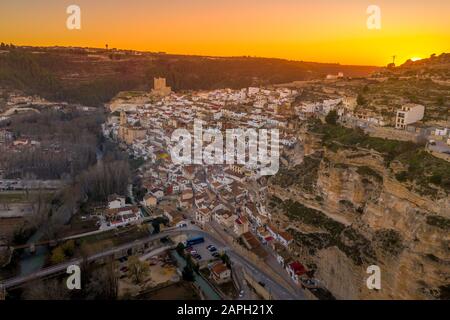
[289, 261, 307, 275]
[211, 262, 229, 276]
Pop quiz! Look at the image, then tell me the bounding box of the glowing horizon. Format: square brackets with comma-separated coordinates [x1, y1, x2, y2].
[1, 0, 449, 66]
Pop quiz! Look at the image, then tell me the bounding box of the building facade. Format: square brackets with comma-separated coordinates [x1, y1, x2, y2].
[395, 104, 425, 129]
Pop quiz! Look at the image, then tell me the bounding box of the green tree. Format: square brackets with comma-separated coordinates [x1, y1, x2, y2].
[325, 110, 338, 125]
[220, 253, 231, 268]
[182, 265, 195, 281]
[357, 94, 366, 106]
[127, 255, 150, 284]
[176, 242, 185, 257]
[186, 254, 199, 273]
[430, 174, 442, 185]
[50, 246, 66, 264]
[62, 240, 75, 256]
[50, 240, 76, 265]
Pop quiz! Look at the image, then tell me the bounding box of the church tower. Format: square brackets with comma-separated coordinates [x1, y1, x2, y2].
[120, 111, 127, 126]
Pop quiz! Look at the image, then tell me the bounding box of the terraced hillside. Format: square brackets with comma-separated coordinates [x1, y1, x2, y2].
[0, 45, 380, 106]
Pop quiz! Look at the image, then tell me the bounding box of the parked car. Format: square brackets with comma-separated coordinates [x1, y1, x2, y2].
[186, 247, 197, 254]
[212, 252, 220, 258]
[300, 278, 320, 289]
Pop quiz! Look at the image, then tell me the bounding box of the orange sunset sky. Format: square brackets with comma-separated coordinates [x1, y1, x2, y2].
[1, 0, 449, 66]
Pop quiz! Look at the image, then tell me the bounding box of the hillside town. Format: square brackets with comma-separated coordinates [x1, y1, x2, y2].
[1, 66, 449, 301]
[79, 76, 448, 299]
[1, 0, 450, 313]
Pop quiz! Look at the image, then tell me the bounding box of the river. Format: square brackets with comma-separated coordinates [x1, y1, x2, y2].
[18, 146, 105, 276]
[18, 230, 47, 276]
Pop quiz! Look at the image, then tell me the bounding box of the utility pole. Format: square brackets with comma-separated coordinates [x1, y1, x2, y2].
[0, 284, 5, 300]
[391, 55, 396, 65]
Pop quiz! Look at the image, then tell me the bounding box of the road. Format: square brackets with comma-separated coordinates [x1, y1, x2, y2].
[0, 179, 65, 191]
[0, 225, 301, 300]
[1, 229, 176, 290]
[207, 220, 304, 300]
[185, 227, 301, 300]
[262, 244, 307, 298]
[232, 264, 259, 300]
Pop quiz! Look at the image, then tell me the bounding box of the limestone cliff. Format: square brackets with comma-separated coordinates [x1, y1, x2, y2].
[268, 146, 450, 300]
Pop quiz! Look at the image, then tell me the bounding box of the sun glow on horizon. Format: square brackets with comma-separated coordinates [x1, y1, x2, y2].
[0, 0, 449, 66]
[411, 57, 422, 62]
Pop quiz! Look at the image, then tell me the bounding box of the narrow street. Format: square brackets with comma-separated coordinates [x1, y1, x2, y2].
[205, 220, 305, 300]
[232, 264, 259, 300]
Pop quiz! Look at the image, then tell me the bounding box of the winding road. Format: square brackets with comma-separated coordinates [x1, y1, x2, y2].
[0, 225, 303, 300]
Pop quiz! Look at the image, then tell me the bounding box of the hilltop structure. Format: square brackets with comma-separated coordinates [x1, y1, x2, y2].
[151, 77, 171, 96]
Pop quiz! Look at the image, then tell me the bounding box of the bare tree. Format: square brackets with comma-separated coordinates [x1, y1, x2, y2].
[85, 259, 118, 300]
[22, 279, 70, 300]
[127, 255, 150, 284]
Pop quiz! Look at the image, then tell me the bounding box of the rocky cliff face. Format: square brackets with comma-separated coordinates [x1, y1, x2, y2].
[268, 146, 450, 300]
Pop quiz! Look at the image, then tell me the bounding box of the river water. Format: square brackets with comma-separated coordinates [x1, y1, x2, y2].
[18, 229, 47, 276]
[17, 146, 106, 276]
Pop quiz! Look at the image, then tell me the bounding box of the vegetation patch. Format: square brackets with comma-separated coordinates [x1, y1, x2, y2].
[426, 215, 450, 230]
[288, 227, 376, 266]
[282, 199, 345, 235]
[309, 122, 449, 197]
[356, 166, 383, 182]
[289, 230, 335, 255]
[310, 122, 419, 163]
[438, 284, 450, 300]
[396, 150, 450, 196]
[129, 157, 145, 171]
[373, 229, 404, 256]
[1, 109, 105, 180]
[270, 154, 322, 192]
[281, 199, 376, 265]
[50, 240, 76, 264]
[339, 199, 354, 209]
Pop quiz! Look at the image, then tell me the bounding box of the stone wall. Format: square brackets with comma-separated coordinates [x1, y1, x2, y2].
[367, 127, 421, 142]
